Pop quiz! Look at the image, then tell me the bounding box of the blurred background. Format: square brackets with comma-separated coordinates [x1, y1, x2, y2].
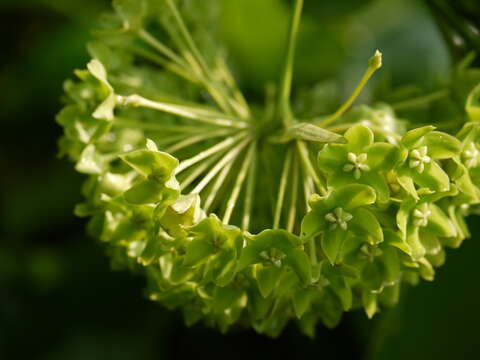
[1, 0, 479, 358]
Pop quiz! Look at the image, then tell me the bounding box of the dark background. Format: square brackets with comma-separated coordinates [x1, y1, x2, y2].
[1, 0, 479, 359]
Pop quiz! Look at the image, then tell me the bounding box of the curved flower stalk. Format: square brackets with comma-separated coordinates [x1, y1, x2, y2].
[57, 0, 480, 337]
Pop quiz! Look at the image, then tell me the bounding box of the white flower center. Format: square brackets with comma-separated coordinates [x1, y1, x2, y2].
[343, 152, 370, 179]
[325, 207, 353, 231]
[412, 203, 431, 227]
[409, 146, 431, 173]
[462, 143, 479, 168]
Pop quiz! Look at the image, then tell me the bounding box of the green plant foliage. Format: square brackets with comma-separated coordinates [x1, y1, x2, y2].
[57, 0, 480, 337]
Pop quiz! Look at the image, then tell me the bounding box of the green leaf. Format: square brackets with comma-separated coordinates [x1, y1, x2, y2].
[160, 194, 202, 237]
[426, 204, 457, 238]
[120, 147, 178, 180]
[139, 235, 165, 266]
[379, 245, 400, 284]
[362, 291, 377, 319]
[211, 248, 238, 287]
[344, 124, 373, 153]
[183, 239, 215, 266]
[401, 126, 435, 148]
[397, 174, 419, 200]
[124, 179, 163, 204]
[293, 287, 317, 318]
[87, 59, 116, 121]
[362, 172, 391, 203]
[317, 144, 348, 174]
[424, 131, 461, 159]
[255, 265, 283, 298]
[361, 261, 383, 291]
[367, 143, 401, 170]
[321, 229, 348, 265]
[326, 184, 377, 210]
[284, 122, 346, 143]
[75, 144, 104, 174]
[384, 229, 411, 254]
[411, 161, 450, 192]
[349, 208, 383, 245]
[238, 230, 310, 284]
[406, 225, 426, 260]
[284, 248, 312, 285]
[418, 258, 435, 281]
[328, 276, 352, 311]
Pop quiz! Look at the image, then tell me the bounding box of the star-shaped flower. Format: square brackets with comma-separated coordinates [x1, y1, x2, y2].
[396, 126, 461, 199]
[302, 184, 383, 265]
[318, 124, 401, 203]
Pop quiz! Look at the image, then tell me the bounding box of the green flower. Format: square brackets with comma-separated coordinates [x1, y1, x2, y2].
[302, 184, 382, 265]
[396, 189, 458, 259]
[396, 126, 461, 198]
[318, 124, 400, 202]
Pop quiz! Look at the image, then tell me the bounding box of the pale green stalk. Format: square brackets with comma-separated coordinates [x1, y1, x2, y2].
[296, 141, 326, 195]
[165, 128, 235, 153]
[391, 89, 449, 111]
[138, 29, 189, 69]
[113, 118, 211, 133]
[176, 132, 248, 175]
[190, 137, 251, 193]
[179, 151, 226, 190]
[286, 152, 299, 233]
[203, 159, 235, 214]
[223, 142, 256, 224]
[242, 141, 257, 231]
[316, 50, 383, 127]
[278, 0, 304, 126]
[118, 94, 248, 128]
[273, 147, 293, 229]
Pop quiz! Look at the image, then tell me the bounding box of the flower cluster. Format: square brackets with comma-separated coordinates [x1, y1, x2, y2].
[57, 0, 480, 337]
